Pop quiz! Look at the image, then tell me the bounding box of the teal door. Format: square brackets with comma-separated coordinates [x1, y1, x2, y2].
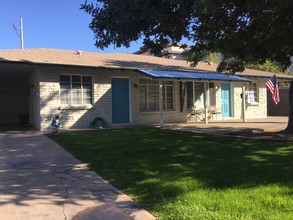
[112, 78, 130, 123]
[221, 83, 231, 117]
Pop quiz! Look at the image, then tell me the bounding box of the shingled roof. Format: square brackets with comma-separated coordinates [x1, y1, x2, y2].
[0, 48, 292, 80]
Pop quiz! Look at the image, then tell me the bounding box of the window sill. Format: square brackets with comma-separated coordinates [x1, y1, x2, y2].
[58, 105, 93, 110]
[246, 102, 259, 106]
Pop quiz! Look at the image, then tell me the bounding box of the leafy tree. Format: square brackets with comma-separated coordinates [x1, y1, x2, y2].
[246, 60, 291, 75]
[204, 52, 220, 64]
[82, 0, 293, 132]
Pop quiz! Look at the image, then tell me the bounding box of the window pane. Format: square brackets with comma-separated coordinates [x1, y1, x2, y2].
[149, 102, 159, 110]
[60, 83, 71, 105]
[72, 98, 82, 105]
[194, 82, 204, 109]
[72, 88, 81, 95]
[83, 98, 92, 104]
[72, 75, 81, 83]
[82, 81, 92, 104]
[148, 85, 159, 111]
[72, 83, 81, 89]
[165, 86, 173, 97]
[148, 84, 159, 110]
[140, 85, 147, 111]
[246, 83, 258, 103]
[83, 91, 92, 104]
[72, 83, 82, 105]
[166, 99, 174, 109]
[186, 82, 194, 109]
[83, 89, 92, 98]
[164, 85, 174, 110]
[82, 76, 92, 83]
[83, 85, 92, 93]
[60, 89, 71, 105]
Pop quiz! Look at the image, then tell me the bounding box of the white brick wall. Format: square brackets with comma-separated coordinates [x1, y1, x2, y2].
[38, 65, 268, 130]
[233, 79, 267, 119]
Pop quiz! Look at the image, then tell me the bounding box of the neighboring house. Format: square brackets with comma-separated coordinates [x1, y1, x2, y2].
[0, 48, 292, 131]
[134, 45, 190, 60]
[267, 86, 289, 116]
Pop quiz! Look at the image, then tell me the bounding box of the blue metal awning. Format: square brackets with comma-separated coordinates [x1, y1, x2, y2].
[138, 70, 250, 82]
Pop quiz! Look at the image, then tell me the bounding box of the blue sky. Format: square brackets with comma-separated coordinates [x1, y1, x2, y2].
[0, 0, 143, 53]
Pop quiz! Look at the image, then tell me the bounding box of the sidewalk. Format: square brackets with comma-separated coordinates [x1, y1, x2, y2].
[163, 116, 290, 139]
[0, 130, 156, 220]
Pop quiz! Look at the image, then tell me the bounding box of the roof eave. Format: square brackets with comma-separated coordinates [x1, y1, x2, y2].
[238, 74, 293, 81]
[0, 60, 141, 72]
[138, 70, 251, 82]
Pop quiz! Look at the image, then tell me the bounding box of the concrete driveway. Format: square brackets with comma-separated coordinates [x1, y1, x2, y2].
[0, 129, 155, 220]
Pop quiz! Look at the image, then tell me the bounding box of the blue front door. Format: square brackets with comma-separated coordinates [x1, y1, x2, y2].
[221, 83, 231, 118]
[112, 78, 130, 123]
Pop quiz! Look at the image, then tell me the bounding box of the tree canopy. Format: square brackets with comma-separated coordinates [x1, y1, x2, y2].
[81, 0, 293, 74]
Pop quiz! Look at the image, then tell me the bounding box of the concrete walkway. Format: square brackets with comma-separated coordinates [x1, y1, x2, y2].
[0, 129, 156, 220]
[163, 116, 289, 138]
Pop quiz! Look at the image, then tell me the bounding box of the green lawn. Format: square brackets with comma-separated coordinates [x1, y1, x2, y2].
[48, 128, 293, 220]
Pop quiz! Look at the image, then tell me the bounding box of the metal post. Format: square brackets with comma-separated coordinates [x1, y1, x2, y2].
[242, 85, 247, 122]
[20, 17, 24, 49]
[159, 81, 163, 128]
[204, 82, 209, 124]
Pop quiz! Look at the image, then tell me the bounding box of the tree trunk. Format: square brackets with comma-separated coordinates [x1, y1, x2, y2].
[284, 80, 293, 133]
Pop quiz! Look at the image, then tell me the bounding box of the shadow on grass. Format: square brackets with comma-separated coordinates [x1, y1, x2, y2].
[49, 128, 293, 211]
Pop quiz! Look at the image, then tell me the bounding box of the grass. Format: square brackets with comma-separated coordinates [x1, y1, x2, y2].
[48, 128, 293, 220]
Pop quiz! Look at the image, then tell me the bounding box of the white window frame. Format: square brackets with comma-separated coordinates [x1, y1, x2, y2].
[186, 81, 206, 110]
[60, 74, 93, 106]
[139, 78, 175, 112]
[245, 82, 258, 104]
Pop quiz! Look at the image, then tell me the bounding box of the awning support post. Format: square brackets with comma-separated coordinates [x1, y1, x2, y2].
[204, 82, 209, 124]
[242, 85, 247, 122]
[159, 80, 163, 128]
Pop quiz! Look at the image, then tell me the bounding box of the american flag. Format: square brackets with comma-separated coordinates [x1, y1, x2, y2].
[266, 74, 280, 105]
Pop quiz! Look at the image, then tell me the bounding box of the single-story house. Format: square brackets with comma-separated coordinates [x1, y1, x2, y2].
[0, 48, 292, 131]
